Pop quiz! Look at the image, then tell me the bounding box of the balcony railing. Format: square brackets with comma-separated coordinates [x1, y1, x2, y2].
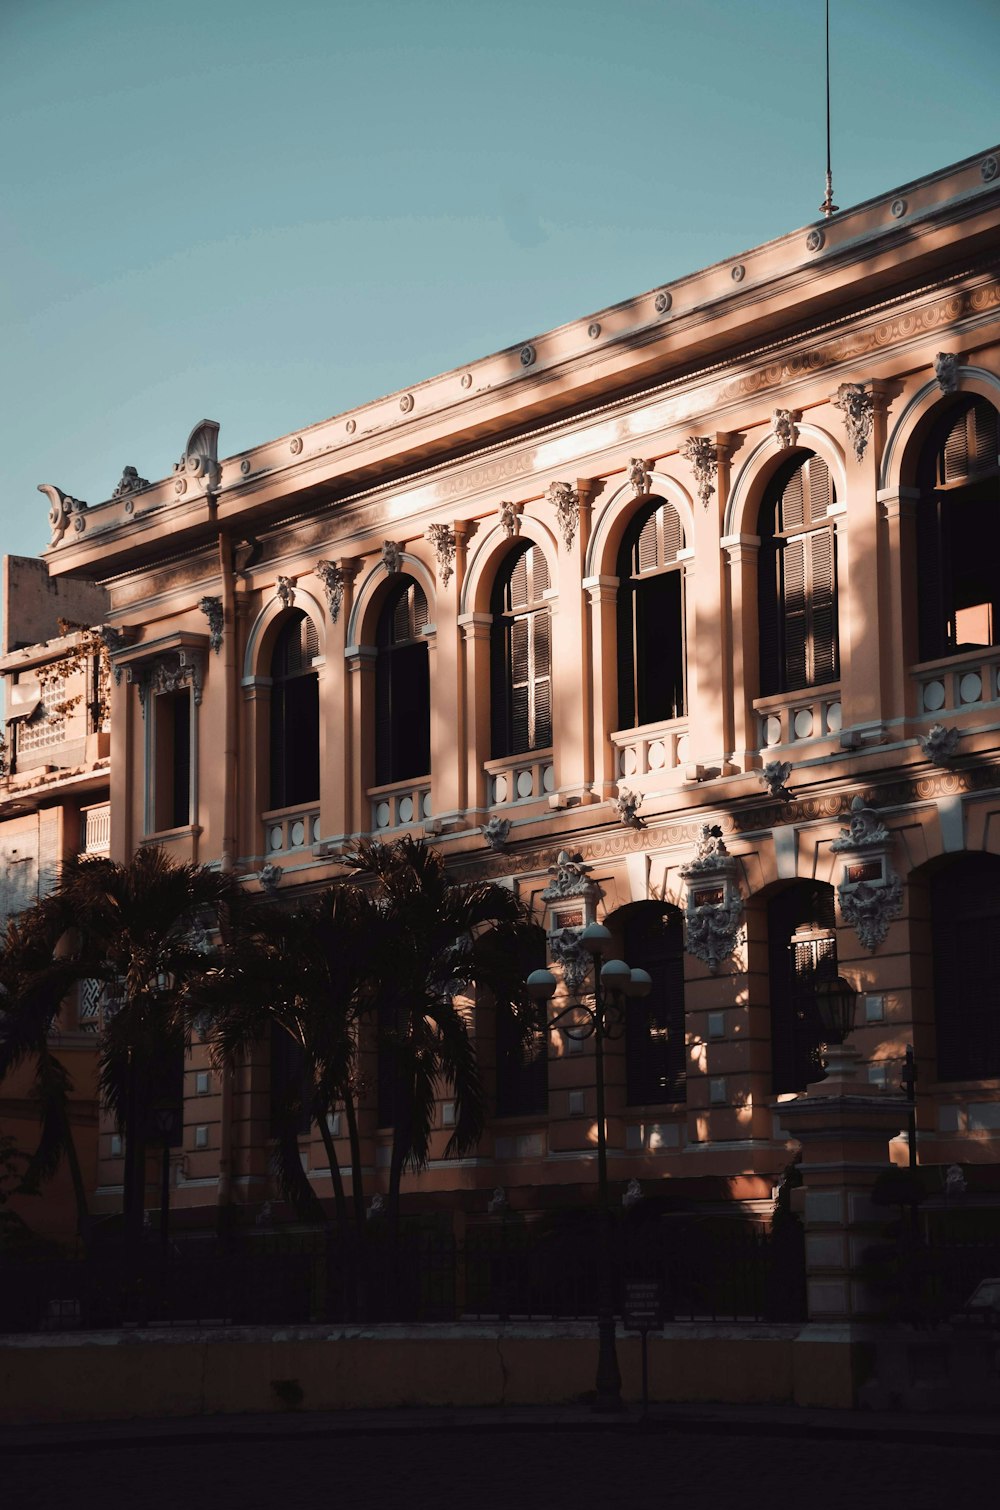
[754, 683, 842, 752]
[611, 717, 689, 782]
[368, 777, 432, 833]
[263, 803, 320, 855]
[912, 645, 1000, 718]
[484, 750, 554, 807]
[81, 802, 111, 855]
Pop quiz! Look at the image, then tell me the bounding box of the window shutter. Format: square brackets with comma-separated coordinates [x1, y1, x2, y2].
[807, 456, 834, 521]
[971, 398, 999, 474]
[638, 515, 658, 572]
[941, 410, 970, 484]
[509, 551, 529, 610]
[758, 530, 781, 698]
[808, 528, 838, 685]
[661, 503, 682, 563]
[779, 467, 805, 531]
[781, 537, 808, 691]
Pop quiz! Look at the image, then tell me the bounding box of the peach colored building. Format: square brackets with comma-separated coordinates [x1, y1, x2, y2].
[0, 557, 110, 1241]
[33, 146, 1000, 1260]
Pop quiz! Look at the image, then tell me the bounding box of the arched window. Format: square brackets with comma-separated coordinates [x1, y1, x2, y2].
[767, 881, 838, 1094]
[619, 903, 686, 1106]
[758, 453, 838, 697]
[490, 543, 552, 758]
[495, 926, 548, 1117]
[931, 854, 1000, 1081]
[375, 577, 430, 785]
[616, 500, 686, 730]
[269, 611, 319, 809]
[916, 398, 1000, 660]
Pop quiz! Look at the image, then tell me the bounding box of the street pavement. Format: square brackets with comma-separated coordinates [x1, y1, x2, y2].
[4, 1405, 999, 1510]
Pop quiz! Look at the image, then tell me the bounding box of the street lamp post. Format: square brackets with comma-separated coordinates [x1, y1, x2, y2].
[527, 921, 651, 1414]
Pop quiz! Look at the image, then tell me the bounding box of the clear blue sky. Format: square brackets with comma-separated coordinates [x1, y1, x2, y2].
[2, 0, 998, 574]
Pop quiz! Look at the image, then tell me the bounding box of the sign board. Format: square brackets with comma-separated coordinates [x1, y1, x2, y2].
[623, 1279, 663, 1332]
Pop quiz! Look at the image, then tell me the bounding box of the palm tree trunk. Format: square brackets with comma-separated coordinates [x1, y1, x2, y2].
[343, 1091, 365, 1226]
[61, 1106, 91, 1250]
[318, 1113, 347, 1227]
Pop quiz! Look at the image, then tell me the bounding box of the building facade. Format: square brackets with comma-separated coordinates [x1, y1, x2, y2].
[0, 556, 110, 1240]
[34, 145, 1000, 1234]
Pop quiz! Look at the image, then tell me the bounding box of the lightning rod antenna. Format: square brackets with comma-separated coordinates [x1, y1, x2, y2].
[820, 0, 838, 218]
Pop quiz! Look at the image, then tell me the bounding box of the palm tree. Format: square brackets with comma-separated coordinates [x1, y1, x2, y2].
[44, 846, 239, 1247]
[340, 836, 531, 1232]
[0, 913, 90, 1244]
[198, 883, 378, 1229]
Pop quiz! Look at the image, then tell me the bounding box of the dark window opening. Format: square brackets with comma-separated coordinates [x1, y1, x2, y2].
[621, 903, 686, 1105]
[490, 543, 552, 758]
[375, 578, 430, 785]
[155, 689, 191, 831]
[269, 611, 320, 809]
[496, 926, 549, 1117]
[376, 1002, 408, 1130]
[616, 500, 686, 730]
[931, 854, 1000, 1082]
[767, 882, 838, 1094]
[758, 453, 839, 697]
[916, 398, 1000, 661]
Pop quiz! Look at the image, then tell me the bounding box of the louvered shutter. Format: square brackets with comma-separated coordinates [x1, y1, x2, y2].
[780, 467, 805, 530]
[532, 609, 552, 748]
[781, 537, 808, 691]
[809, 528, 838, 685]
[661, 503, 682, 563]
[638, 515, 658, 572]
[509, 617, 530, 753]
[972, 398, 1000, 474]
[808, 457, 834, 521]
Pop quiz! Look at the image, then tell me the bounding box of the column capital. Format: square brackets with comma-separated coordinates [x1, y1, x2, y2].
[720, 533, 760, 562]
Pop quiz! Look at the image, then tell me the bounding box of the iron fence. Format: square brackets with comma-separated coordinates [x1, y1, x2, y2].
[0, 1217, 806, 1334]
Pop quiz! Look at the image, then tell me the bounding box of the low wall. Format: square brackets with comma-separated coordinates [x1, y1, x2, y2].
[0, 1322, 863, 1423]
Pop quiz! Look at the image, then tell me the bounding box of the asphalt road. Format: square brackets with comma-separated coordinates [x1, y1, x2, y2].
[6, 1422, 998, 1510]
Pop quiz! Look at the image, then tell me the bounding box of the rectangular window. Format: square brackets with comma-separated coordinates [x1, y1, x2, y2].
[154, 690, 191, 831]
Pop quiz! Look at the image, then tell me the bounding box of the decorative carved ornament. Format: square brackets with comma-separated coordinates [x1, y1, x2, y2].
[482, 815, 511, 851]
[548, 481, 580, 550]
[771, 409, 799, 449]
[38, 485, 88, 547]
[627, 457, 653, 496]
[174, 420, 221, 489]
[833, 382, 875, 462]
[548, 927, 591, 994]
[275, 576, 296, 610]
[498, 499, 523, 538]
[426, 522, 457, 588]
[541, 850, 596, 901]
[382, 540, 403, 575]
[198, 596, 223, 654]
[612, 788, 643, 829]
[131, 648, 205, 715]
[679, 824, 743, 971]
[98, 625, 127, 684]
[919, 723, 960, 763]
[758, 760, 793, 802]
[832, 795, 902, 951]
[680, 436, 717, 509]
[112, 466, 150, 498]
[933, 352, 959, 394]
[258, 862, 282, 895]
[315, 560, 346, 623]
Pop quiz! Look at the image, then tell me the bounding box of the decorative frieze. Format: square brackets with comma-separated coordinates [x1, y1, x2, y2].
[680, 437, 717, 509]
[548, 481, 580, 550]
[198, 596, 223, 654]
[426, 522, 457, 588]
[833, 382, 875, 462]
[771, 409, 799, 449]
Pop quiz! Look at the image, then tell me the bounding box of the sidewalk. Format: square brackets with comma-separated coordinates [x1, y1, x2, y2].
[3, 1400, 998, 1453]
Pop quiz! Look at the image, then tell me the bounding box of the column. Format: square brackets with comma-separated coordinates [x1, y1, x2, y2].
[721, 534, 761, 770]
[836, 384, 891, 744]
[318, 559, 359, 846]
[551, 480, 596, 803]
[583, 575, 619, 800]
[877, 487, 921, 724]
[458, 611, 493, 816]
[345, 645, 377, 836]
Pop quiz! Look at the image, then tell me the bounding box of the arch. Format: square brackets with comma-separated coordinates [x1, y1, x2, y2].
[460, 515, 559, 618]
[880, 366, 1000, 492]
[346, 551, 437, 649]
[585, 471, 695, 581]
[243, 586, 326, 683]
[724, 425, 847, 540]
